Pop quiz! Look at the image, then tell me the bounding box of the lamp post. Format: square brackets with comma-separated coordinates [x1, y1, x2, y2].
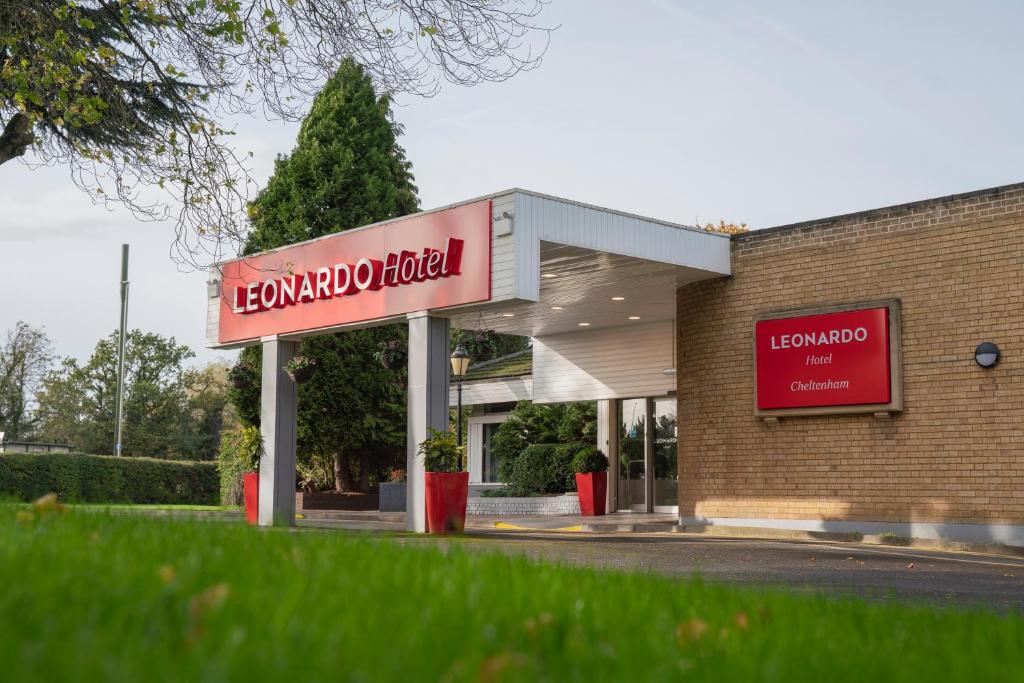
[450, 343, 471, 446]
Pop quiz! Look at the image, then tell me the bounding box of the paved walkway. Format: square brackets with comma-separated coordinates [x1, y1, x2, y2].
[294, 510, 1024, 611]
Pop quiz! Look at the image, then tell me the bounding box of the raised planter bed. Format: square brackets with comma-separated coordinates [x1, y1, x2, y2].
[467, 492, 580, 516]
[296, 491, 379, 511]
[379, 482, 406, 512]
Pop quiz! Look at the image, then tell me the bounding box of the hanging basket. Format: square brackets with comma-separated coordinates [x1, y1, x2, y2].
[288, 364, 317, 384]
[285, 355, 317, 384]
[229, 363, 254, 389]
[376, 339, 407, 370]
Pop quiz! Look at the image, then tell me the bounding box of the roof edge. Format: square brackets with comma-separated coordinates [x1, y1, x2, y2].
[738, 181, 1024, 241]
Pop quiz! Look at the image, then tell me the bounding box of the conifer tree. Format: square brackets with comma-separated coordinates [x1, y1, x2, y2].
[231, 60, 417, 492]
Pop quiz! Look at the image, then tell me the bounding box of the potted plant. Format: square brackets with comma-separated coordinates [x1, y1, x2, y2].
[572, 446, 609, 516]
[284, 354, 317, 383]
[418, 429, 468, 534]
[232, 426, 263, 525]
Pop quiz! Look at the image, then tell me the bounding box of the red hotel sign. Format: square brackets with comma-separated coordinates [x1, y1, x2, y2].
[755, 307, 891, 410]
[217, 200, 492, 344]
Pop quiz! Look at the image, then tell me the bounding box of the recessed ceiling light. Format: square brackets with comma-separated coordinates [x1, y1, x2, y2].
[611, 296, 625, 301]
[628, 316, 640, 320]
[550, 306, 563, 310]
[501, 313, 515, 318]
[577, 322, 590, 327]
[541, 273, 557, 279]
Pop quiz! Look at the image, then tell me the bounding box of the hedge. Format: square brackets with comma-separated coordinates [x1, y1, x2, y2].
[0, 453, 220, 505]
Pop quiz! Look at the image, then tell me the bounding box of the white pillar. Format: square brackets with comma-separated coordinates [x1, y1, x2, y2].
[258, 336, 298, 527]
[597, 399, 615, 512]
[406, 312, 451, 532]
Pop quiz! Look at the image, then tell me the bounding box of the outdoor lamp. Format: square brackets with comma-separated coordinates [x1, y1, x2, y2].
[975, 342, 1001, 368]
[451, 344, 471, 447]
[450, 344, 471, 377]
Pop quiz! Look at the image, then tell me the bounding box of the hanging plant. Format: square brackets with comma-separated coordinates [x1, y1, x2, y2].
[374, 339, 407, 370]
[466, 328, 497, 362]
[229, 361, 256, 389]
[284, 355, 318, 384]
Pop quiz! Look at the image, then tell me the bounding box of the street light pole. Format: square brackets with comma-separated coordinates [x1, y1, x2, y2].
[113, 244, 130, 456]
[456, 379, 464, 446]
[450, 343, 471, 448]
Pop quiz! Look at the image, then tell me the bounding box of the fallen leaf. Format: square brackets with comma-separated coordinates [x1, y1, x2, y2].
[189, 583, 230, 620]
[676, 618, 709, 646]
[158, 565, 176, 584]
[734, 612, 749, 630]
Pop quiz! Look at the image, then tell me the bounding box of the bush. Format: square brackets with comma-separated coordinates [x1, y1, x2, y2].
[492, 401, 597, 481]
[573, 446, 609, 474]
[507, 443, 579, 495]
[217, 426, 262, 505]
[0, 453, 219, 505]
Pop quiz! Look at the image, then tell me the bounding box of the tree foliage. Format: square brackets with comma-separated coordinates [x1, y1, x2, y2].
[0, 322, 55, 440]
[1, 0, 550, 267]
[230, 60, 417, 492]
[34, 329, 233, 458]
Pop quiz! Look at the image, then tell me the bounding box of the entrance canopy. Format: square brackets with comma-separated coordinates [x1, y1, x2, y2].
[205, 189, 731, 531]
[205, 189, 731, 348]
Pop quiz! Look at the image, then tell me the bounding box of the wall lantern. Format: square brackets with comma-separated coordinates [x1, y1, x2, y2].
[974, 342, 1001, 368]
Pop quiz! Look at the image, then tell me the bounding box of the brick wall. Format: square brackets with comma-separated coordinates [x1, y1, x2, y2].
[676, 183, 1024, 525]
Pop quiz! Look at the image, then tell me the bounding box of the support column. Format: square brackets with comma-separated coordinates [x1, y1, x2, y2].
[406, 312, 451, 532]
[259, 336, 298, 527]
[596, 399, 615, 513]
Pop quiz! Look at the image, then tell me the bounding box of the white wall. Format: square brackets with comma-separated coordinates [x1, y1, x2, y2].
[532, 321, 674, 403]
[449, 377, 533, 407]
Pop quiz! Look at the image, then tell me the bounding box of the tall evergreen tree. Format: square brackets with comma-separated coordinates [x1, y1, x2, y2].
[232, 59, 418, 492]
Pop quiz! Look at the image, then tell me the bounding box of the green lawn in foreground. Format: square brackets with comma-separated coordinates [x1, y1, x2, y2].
[1, 508, 1022, 682]
[69, 503, 240, 512]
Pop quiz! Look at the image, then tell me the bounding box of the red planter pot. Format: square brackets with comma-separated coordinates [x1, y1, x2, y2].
[424, 471, 469, 534]
[575, 471, 607, 516]
[243, 472, 259, 525]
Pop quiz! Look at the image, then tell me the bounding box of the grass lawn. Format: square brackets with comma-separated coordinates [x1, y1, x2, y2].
[69, 503, 240, 512]
[1, 506, 1022, 682]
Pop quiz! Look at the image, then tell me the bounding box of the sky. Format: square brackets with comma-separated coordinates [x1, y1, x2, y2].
[2, 0, 1023, 367]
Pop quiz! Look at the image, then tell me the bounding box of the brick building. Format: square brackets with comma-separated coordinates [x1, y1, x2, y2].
[677, 183, 1024, 543]
[209, 183, 1022, 541]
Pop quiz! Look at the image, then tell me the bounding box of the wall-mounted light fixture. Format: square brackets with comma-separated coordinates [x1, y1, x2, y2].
[975, 342, 1001, 368]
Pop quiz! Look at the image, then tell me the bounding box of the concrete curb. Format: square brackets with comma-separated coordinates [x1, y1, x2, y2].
[477, 518, 1024, 559]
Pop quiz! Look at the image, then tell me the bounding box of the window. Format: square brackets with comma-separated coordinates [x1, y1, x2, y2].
[481, 422, 503, 483]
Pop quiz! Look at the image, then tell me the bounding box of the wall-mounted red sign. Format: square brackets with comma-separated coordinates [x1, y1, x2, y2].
[217, 200, 491, 345]
[755, 307, 891, 410]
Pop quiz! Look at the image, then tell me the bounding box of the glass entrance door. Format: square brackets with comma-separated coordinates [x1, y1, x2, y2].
[615, 397, 679, 513]
[652, 398, 678, 511]
[617, 398, 647, 511]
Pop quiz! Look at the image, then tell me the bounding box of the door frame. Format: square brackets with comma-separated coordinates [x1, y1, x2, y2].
[613, 396, 678, 514]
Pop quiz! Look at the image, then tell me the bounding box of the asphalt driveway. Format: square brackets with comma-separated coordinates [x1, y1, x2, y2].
[433, 531, 1024, 611]
[160, 508, 1024, 611]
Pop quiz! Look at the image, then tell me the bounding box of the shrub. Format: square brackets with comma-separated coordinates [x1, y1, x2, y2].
[217, 426, 262, 505]
[552, 442, 585, 492]
[573, 446, 609, 474]
[507, 444, 579, 495]
[418, 429, 464, 473]
[0, 453, 219, 505]
[492, 401, 597, 481]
